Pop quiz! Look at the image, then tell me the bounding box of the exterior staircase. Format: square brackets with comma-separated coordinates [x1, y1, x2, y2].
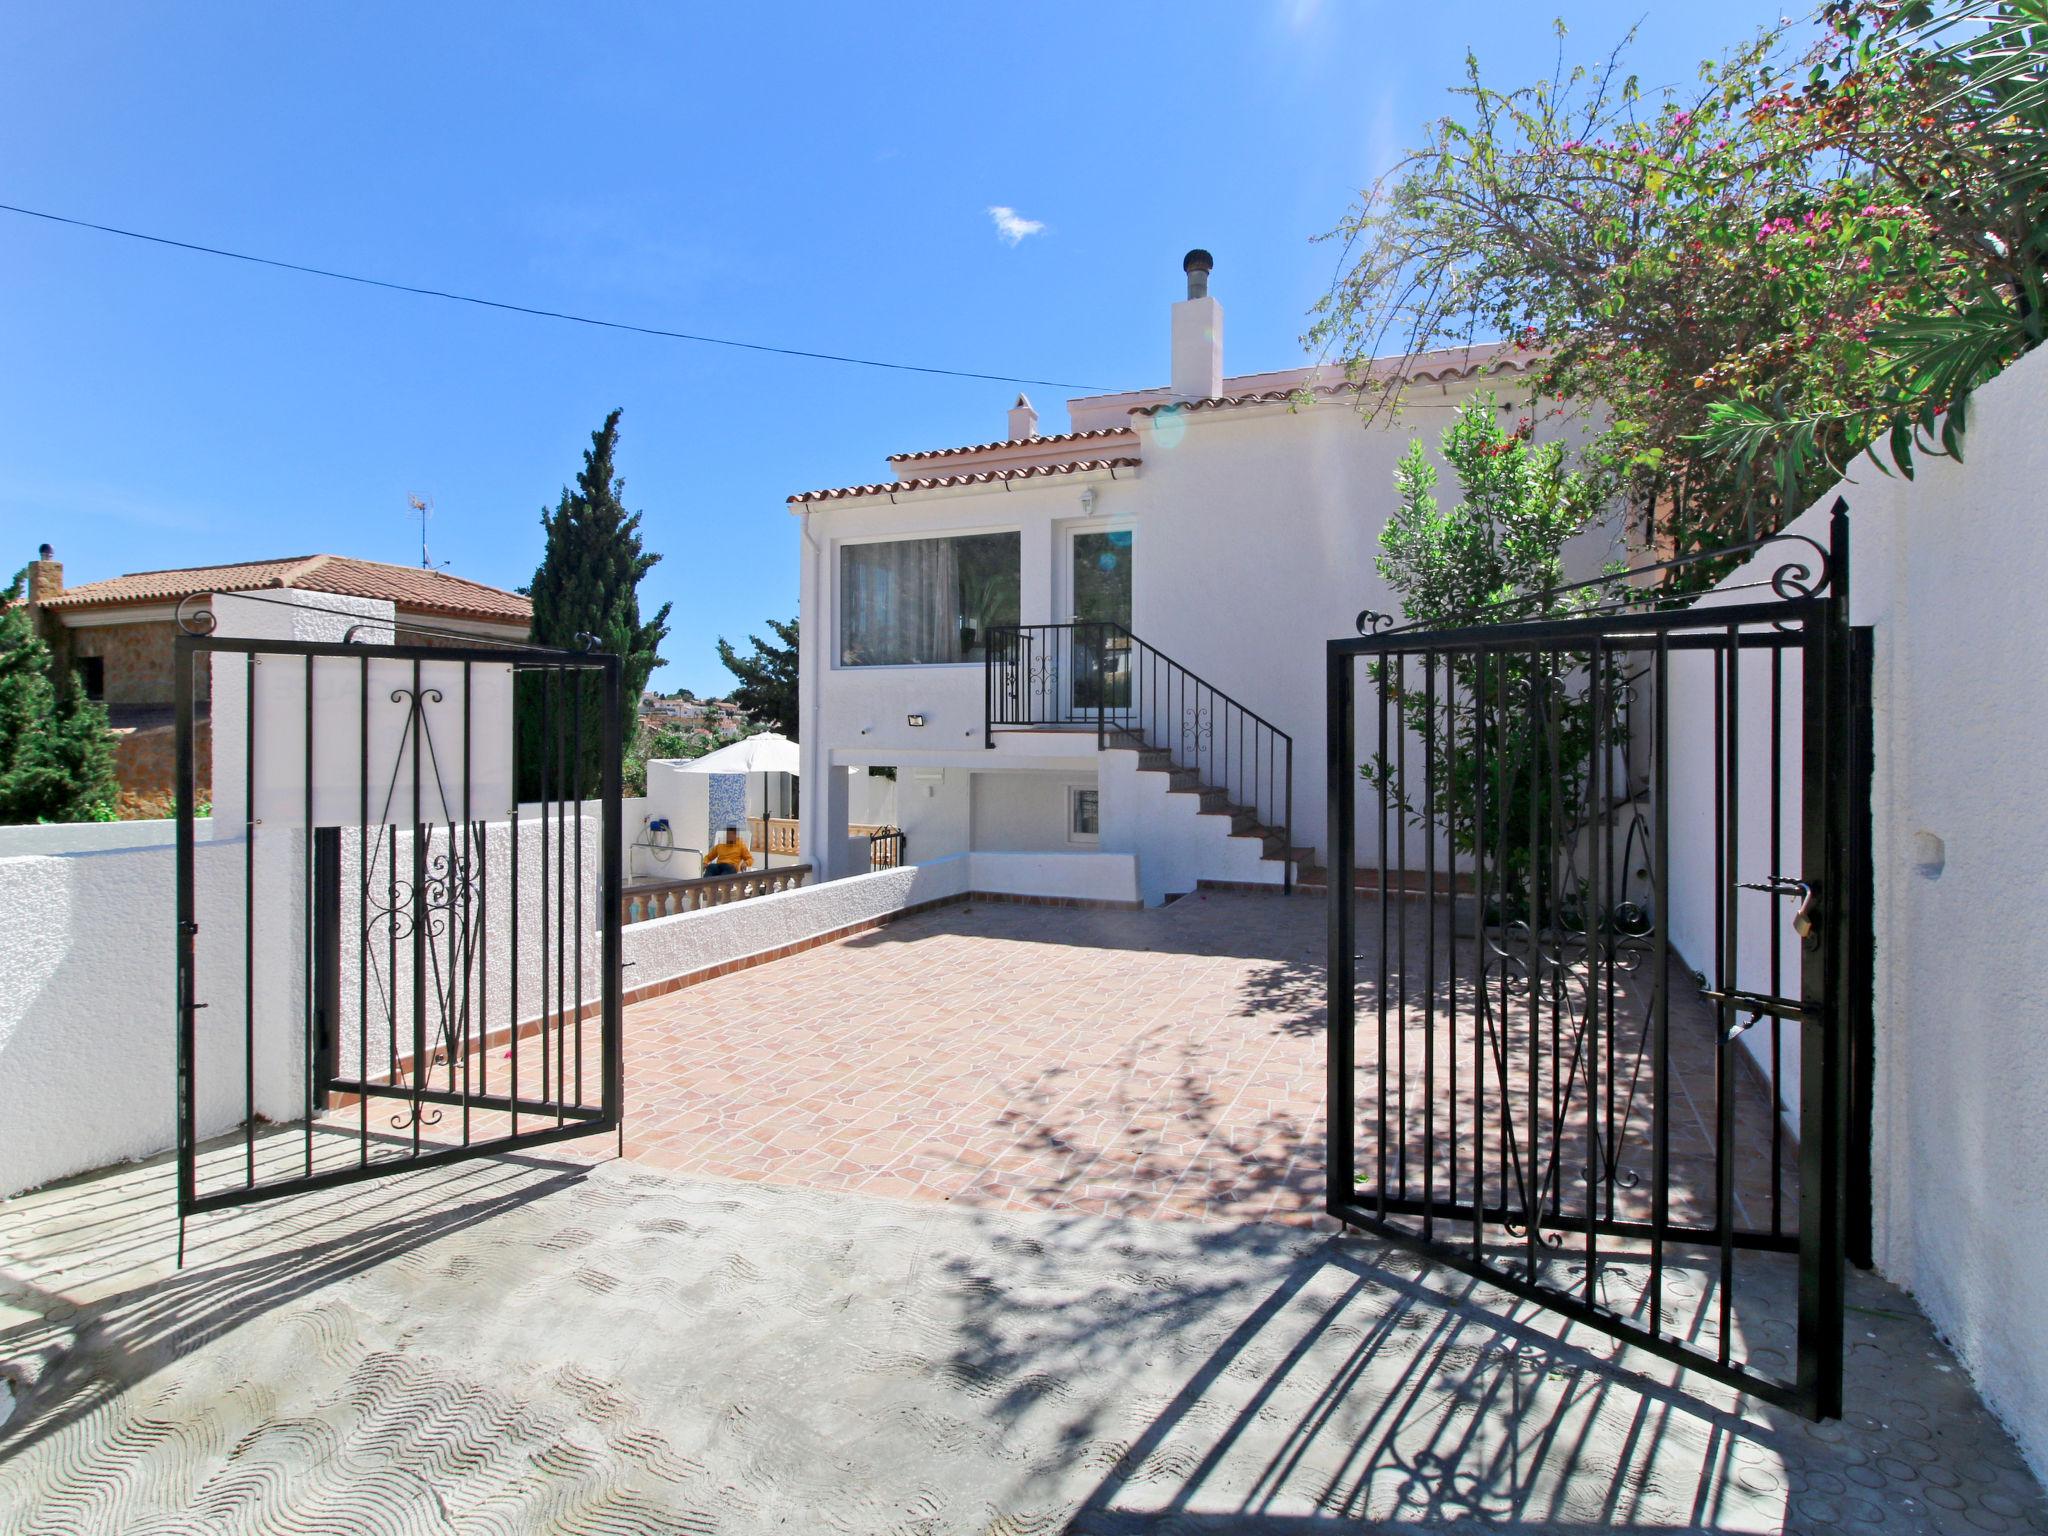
[983, 624, 1313, 899]
[1122, 740, 1320, 889]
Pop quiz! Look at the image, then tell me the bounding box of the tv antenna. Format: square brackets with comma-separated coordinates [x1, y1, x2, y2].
[406, 495, 449, 570]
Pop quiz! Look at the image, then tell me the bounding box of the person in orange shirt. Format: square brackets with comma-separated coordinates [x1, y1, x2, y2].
[702, 825, 753, 876]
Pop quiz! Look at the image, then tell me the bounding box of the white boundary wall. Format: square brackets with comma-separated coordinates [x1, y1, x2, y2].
[0, 807, 605, 1201]
[0, 835, 303, 1197]
[1669, 346, 2048, 1471]
[619, 850, 1139, 988]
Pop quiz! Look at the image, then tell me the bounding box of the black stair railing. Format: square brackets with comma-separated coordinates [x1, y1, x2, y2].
[984, 621, 1294, 891]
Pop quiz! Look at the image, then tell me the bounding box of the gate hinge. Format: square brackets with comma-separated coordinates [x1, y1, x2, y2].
[179, 919, 201, 936]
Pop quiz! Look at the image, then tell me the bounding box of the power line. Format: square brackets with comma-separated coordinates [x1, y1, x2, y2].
[0, 200, 1114, 392]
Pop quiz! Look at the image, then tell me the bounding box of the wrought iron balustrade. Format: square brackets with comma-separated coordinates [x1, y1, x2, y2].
[984, 621, 1293, 888]
[867, 828, 907, 869]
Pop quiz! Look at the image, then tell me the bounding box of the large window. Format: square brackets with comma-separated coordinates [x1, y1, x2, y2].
[839, 532, 1021, 666]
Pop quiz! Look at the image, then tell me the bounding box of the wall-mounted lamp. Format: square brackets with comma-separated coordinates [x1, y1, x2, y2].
[1080, 487, 1100, 516]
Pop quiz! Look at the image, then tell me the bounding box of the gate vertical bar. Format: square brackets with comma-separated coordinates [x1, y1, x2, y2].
[410, 657, 427, 1157]
[303, 654, 315, 1175]
[574, 670, 586, 1107]
[1325, 643, 1357, 1216]
[1845, 624, 1877, 1271]
[1422, 653, 1437, 1243]
[244, 651, 257, 1187]
[1471, 649, 1488, 1254]
[461, 661, 474, 1145]
[174, 634, 198, 1257]
[1584, 638, 1603, 1297]
[1719, 625, 1742, 1363]
[359, 656, 370, 1165]
[1375, 660, 1390, 1220]
[1798, 502, 1852, 1419]
[602, 654, 625, 1144]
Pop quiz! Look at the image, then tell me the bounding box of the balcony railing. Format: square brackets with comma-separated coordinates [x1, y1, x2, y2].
[985, 621, 1294, 889]
[619, 864, 812, 925]
[747, 815, 801, 858]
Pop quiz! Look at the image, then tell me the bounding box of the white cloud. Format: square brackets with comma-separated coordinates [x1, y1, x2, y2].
[987, 205, 1045, 246]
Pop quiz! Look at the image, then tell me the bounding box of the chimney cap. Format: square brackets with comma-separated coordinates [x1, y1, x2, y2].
[38, 543, 53, 560]
[1182, 249, 1213, 276]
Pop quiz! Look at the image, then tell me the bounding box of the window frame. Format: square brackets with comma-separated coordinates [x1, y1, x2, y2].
[1066, 783, 1101, 846]
[832, 525, 1025, 671]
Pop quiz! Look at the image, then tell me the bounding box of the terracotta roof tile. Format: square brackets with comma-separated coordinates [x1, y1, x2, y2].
[788, 457, 1139, 506]
[1127, 346, 1543, 417]
[887, 427, 1136, 464]
[41, 554, 531, 624]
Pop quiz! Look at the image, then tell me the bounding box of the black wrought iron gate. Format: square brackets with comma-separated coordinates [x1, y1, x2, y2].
[173, 603, 623, 1248]
[1325, 503, 1870, 1419]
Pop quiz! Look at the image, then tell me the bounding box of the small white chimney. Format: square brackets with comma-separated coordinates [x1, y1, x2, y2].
[1170, 249, 1223, 402]
[1008, 393, 1039, 440]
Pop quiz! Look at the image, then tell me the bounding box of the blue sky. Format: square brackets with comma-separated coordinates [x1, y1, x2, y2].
[2, 2, 1785, 695]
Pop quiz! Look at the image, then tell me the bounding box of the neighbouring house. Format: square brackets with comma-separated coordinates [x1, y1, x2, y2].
[21, 549, 531, 815]
[789, 250, 1615, 904]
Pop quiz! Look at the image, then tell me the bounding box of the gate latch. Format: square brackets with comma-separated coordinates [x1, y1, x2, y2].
[1739, 876, 1819, 948]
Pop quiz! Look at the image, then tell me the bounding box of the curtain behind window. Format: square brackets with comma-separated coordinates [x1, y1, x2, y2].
[840, 533, 1017, 665]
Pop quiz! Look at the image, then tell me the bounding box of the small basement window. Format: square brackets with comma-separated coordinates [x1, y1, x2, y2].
[1068, 785, 1100, 845]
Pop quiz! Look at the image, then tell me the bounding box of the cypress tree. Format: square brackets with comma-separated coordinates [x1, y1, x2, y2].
[715, 617, 798, 739]
[521, 409, 671, 797]
[0, 568, 119, 823]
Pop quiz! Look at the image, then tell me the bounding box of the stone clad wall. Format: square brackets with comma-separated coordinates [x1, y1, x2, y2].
[114, 718, 211, 819]
[65, 619, 196, 708]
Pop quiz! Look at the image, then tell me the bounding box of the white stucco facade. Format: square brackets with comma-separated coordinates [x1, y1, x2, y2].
[1662, 345, 2048, 1472]
[791, 261, 1619, 902]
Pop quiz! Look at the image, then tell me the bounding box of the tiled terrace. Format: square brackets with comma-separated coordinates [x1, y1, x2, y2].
[613, 890, 1330, 1223]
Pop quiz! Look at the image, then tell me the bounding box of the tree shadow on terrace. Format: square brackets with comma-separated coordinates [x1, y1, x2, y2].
[928, 1208, 2011, 1533]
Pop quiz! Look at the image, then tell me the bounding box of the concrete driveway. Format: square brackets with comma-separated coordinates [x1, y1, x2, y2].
[2, 1139, 2040, 1533]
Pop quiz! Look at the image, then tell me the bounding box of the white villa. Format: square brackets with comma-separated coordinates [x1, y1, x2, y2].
[790, 251, 1606, 905]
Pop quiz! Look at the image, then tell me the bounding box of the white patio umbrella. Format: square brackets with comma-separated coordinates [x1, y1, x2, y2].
[674, 732, 799, 866]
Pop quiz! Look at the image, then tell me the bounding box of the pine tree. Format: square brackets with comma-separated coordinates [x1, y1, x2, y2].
[716, 617, 798, 739]
[521, 410, 672, 797]
[0, 568, 118, 823]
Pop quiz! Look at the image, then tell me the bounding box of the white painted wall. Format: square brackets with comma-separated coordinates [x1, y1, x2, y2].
[623, 857, 971, 985]
[619, 848, 1139, 992]
[847, 767, 898, 828]
[893, 767, 973, 863]
[1097, 747, 1277, 904]
[969, 770, 1095, 853]
[0, 835, 303, 1197]
[642, 760, 712, 871]
[793, 377, 1620, 883]
[0, 806, 605, 1201]
[1666, 346, 2048, 1472]
[966, 850, 1137, 905]
[0, 818, 185, 857]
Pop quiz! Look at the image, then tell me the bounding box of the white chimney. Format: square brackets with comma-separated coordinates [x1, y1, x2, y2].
[1008, 393, 1039, 440]
[1170, 249, 1223, 402]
